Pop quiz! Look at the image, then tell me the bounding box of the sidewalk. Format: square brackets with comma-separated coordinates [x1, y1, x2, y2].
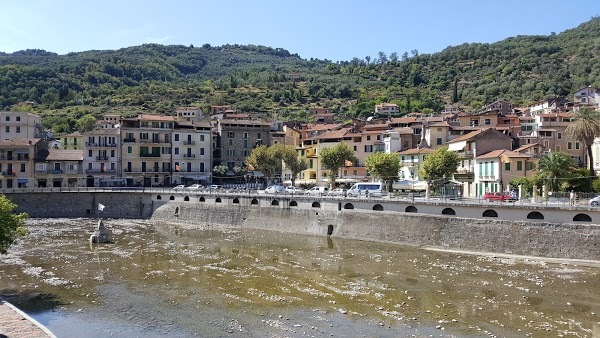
[0, 300, 56, 338]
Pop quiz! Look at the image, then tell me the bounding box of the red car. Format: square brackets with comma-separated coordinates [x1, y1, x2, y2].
[483, 192, 515, 202]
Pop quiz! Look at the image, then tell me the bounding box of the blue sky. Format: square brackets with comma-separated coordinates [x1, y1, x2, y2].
[1, 1, 598, 61]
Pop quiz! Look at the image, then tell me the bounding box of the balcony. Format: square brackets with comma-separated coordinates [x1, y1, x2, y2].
[183, 154, 196, 158]
[123, 138, 136, 143]
[139, 139, 167, 144]
[86, 143, 117, 147]
[86, 169, 117, 174]
[479, 175, 497, 181]
[2, 171, 16, 176]
[183, 141, 196, 145]
[96, 156, 109, 160]
[139, 153, 161, 157]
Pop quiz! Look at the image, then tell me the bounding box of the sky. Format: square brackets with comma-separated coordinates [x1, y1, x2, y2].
[1, 1, 599, 62]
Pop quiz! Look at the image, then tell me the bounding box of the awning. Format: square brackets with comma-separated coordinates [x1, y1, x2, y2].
[17, 178, 28, 183]
[183, 174, 207, 180]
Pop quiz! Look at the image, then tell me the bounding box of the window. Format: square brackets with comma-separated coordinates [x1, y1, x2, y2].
[484, 119, 491, 125]
[88, 150, 93, 157]
[567, 142, 572, 150]
[174, 147, 179, 155]
[16, 126, 20, 133]
[367, 135, 371, 141]
[437, 128, 442, 132]
[74, 138, 78, 145]
[244, 139, 248, 148]
[257, 133, 262, 140]
[517, 161, 523, 171]
[229, 139, 233, 146]
[227, 149, 235, 156]
[228, 131, 234, 138]
[436, 138, 442, 145]
[127, 146, 132, 154]
[364, 145, 373, 152]
[353, 146, 357, 151]
[140, 133, 149, 140]
[244, 132, 248, 139]
[576, 142, 580, 150]
[5, 126, 9, 133]
[174, 134, 179, 141]
[557, 132, 562, 140]
[20, 163, 25, 172]
[111, 150, 115, 157]
[16, 116, 20, 121]
[309, 159, 314, 168]
[5, 116, 9, 121]
[200, 135, 205, 141]
[88, 163, 93, 169]
[200, 148, 205, 155]
[505, 163, 510, 171]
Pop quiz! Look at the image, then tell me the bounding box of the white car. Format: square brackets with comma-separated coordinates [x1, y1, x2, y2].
[306, 187, 329, 196]
[284, 186, 304, 194]
[328, 188, 346, 196]
[589, 195, 600, 206]
[173, 184, 186, 190]
[186, 184, 203, 190]
[265, 185, 285, 194]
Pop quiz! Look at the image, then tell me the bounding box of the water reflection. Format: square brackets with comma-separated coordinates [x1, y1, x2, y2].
[0, 218, 599, 338]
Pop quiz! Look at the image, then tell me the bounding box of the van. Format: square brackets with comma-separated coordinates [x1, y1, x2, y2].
[346, 182, 386, 197]
[306, 186, 329, 196]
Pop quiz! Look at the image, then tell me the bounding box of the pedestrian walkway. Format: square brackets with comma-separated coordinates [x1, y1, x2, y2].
[0, 300, 56, 338]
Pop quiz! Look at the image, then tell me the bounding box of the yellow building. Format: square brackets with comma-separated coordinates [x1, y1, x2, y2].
[61, 131, 84, 150]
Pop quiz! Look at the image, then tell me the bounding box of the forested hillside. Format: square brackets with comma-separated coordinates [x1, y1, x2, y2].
[0, 17, 599, 133]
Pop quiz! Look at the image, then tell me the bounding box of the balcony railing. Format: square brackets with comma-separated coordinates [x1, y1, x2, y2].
[139, 153, 161, 157]
[2, 171, 16, 176]
[86, 143, 117, 147]
[123, 138, 136, 143]
[0, 156, 30, 161]
[183, 141, 195, 145]
[86, 169, 117, 174]
[96, 156, 109, 160]
[183, 154, 196, 158]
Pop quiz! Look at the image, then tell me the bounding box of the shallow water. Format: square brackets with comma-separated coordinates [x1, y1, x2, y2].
[1, 218, 599, 337]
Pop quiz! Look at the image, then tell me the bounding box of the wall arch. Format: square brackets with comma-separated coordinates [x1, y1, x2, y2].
[184, 196, 190, 201]
[169, 196, 175, 201]
[405, 206, 417, 213]
[312, 201, 321, 208]
[215, 197, 222, 203]
[233, 198, 240, 204]
[482, 209, 498, 217]
[156, 195, 162, 200]
[573, 213, 592, 222]
[442, 208, 456, 215]
[527, 211, 544, 220]
[199, 196, 205, 202]
[344, 203, 354, 209]
[290, 201, 298, 207]
[251, 198, 258, 205]
[271, 200, 279, 206]
[373, 204, 384, 211]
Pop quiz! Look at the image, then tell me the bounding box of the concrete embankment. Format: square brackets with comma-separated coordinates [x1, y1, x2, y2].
[151, 201, 600, 261]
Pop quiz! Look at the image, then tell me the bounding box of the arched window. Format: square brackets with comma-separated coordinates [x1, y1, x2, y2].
[405, 206, 417, 213]
[527, 211, 544, 220]
[482, 209, 498, 217]
[442, 208, 456, 215]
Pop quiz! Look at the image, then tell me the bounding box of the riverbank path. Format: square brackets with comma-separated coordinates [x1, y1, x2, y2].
[0, 300, 56, 338]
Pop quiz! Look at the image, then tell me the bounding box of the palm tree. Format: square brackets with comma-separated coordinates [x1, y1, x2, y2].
[565, 107, 600, 177]
[538, 152, 575, 192]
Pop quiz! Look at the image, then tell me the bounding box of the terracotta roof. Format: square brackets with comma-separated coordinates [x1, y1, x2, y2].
[303, 123, 343, 132]
[219, 119, 270, 126]
[83, 128, 120, 136]
[122, 114, 175, 122]
[397, 148, 434, 155]
[313, 128, 351, 140]
[389, 117, 417, 124]
[476, 149, 530, 159]
[388, 127, 414, 135]
[447, 129, 487, 143]
[362, 123, 389, 130]
[0, 138, 42, 146]
[514, 143, 542, 152]
[46, 149, 84, 161]
[426, 121, 450, 127]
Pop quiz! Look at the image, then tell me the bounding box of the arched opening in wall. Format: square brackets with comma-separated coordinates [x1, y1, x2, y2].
[442, 208, 456, 215]
[573, 213, 592, 222]
[312, 202, 321, 208]
[156, 195, 162, 200]
[233, 198, 240, 204]
[215, 197, 222, 203]
[482, 209, 498, 217]
[344, 203, 354, 209]
[170, 196, 175, 201]
[290, 201, 298, 207]
[373, 204, 384, 211]
[199, 196, 205, 202]
[327, 225, 334, 236]
[184, 196, 190, 201]
[405, 206, 417, 213]
[527, 211, 544, 220]
[251, 198, 259, 205]
[271, 200, 279, 206]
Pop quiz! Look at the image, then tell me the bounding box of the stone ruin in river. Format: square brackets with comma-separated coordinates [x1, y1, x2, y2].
[89, 219, 111, 243]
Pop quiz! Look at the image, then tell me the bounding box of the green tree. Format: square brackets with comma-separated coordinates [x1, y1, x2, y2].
[0, 195, 28, 254]
[365, 152, 401, 192]
[565, 107, 600, 184]
[419, 146, 459, 191]
[246, 145, 281, 183]
[75, 114, 97, 132]
[212, 165, 228, 177]
[274, 144, 307, 187]
[537, 152, 575, 192]
[320, 143, 357, 188]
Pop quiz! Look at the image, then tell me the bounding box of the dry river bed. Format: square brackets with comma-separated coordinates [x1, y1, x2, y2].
[0, 218, 599, 337]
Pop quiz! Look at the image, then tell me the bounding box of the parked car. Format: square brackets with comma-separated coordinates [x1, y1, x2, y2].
[265, 185, 285, 194]
[173, 184, 187, 190]
[284, 186, 304, 194]
[328, 188, 346, 196]
[589, 195, 600, 206]
[306, 186, 329, 196]
[346, 182, 386, 197]
[186, 184, 203, 190]
[483, 192, 514, 202]
[209, 184, 221, 189]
